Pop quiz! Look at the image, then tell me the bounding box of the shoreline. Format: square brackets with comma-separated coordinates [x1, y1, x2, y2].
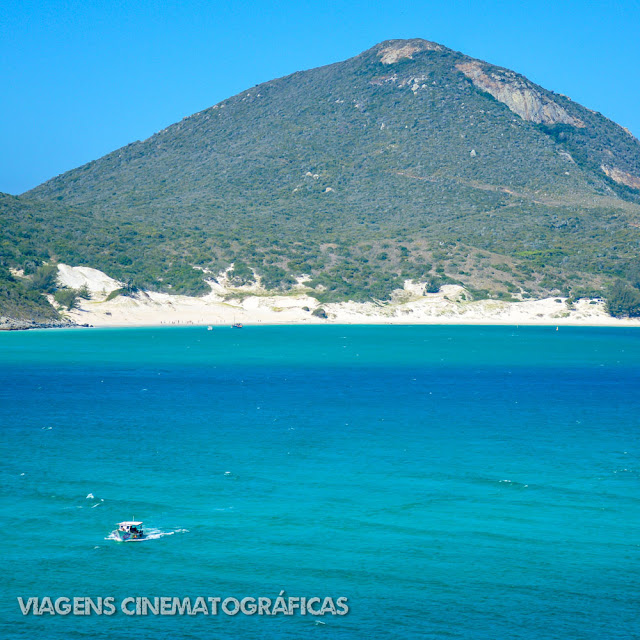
[4, 314, 640, 331]
[59, 290, 640, 330]
[63, 316, 640, 328]
[7, 315, 640, 331]
[4, 264, 639, 330]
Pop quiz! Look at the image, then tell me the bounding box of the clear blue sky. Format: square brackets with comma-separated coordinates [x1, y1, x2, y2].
[1, 0, 639, 194]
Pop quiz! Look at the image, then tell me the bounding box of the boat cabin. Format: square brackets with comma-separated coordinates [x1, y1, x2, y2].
[117, 521, 144, 535]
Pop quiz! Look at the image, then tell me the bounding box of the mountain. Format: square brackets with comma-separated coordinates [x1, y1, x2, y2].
[4, 38, 640, 319]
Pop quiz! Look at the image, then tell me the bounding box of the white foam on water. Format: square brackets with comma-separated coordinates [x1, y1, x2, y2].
[145, 528, 189, 540]
[86, 493, 94, 499]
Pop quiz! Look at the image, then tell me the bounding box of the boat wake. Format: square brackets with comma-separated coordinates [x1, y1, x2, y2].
[105, 527, 188, 542]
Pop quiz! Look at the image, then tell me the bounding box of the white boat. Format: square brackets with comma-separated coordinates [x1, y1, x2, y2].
[112, 520, 145, 541]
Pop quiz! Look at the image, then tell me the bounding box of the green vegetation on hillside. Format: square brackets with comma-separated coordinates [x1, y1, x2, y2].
[0, 264, 59, 321]
[2, 39, 640, 319]
[606, 281, 640, 318]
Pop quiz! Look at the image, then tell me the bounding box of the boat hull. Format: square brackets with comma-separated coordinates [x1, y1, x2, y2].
[112, 530, 146, 542]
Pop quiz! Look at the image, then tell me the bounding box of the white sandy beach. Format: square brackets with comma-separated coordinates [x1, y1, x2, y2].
[55, 264, 640, 328]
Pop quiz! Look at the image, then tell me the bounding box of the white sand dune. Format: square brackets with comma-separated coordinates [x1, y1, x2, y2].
[57, 264, 122, 296]
[55, 264, 640, 327]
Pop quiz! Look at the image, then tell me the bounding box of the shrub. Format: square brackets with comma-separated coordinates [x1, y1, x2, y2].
[260, 266, 296, 290]
[22, 259, 40, 275]
[54, 288, 79, 310]
[425, 277, 442, 294]
[465, 287, 490, 300]
[105, 284, 139, 301]
[425, 275, 460, 294]
[606, 281, 640, 318]
[30, 265, 58, 293]
[228, 260, 254, 286]
[77, 285, 91, 299]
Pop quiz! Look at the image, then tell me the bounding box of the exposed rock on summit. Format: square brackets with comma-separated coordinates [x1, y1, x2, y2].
[456, 60, 585, 127]
[377, 39, 443, 64]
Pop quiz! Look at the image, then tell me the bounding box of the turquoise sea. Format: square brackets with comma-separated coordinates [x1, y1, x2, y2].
[1, 325, 639, 639]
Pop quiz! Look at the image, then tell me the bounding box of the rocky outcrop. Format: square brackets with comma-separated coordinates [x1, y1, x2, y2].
[601, 165, 640, 190]
[0, 316, 79, 331]
[377, 39, 443, 64]
[456, 60, 585, 127]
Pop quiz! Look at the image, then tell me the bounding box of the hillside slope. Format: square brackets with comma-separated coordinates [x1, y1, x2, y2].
[5, 38, 640, 314]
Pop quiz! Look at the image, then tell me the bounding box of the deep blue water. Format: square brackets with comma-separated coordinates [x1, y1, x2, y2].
[1, 325, 639, 639]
